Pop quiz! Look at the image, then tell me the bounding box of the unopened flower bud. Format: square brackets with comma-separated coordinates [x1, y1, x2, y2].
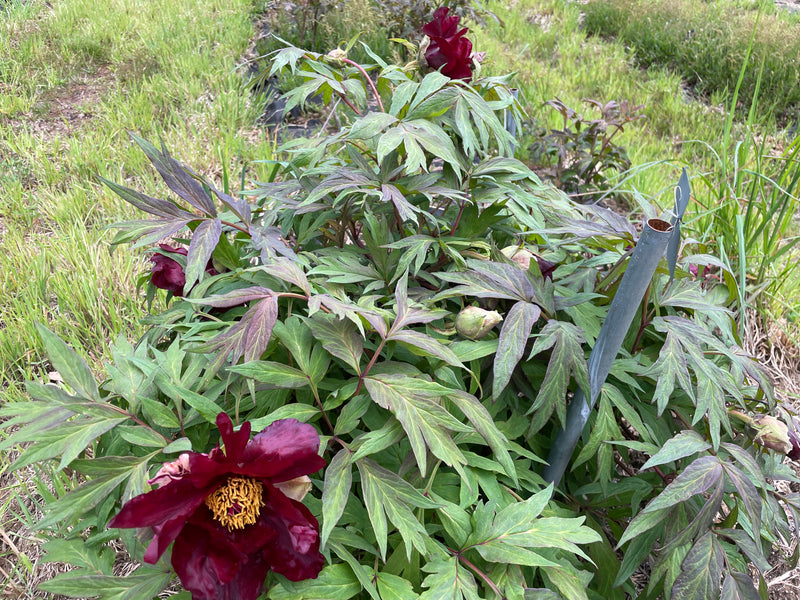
[455, 306, 502, 340]
[326, 48, 348, 67]
[501, 246, 533, 270]
[501, 246, 557, 280]
[753, 415, 793, 455]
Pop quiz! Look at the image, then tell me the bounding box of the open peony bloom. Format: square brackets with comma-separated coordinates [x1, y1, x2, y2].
[150, 244, 219, 297]
[422, 7, 473, 80]
[109, 413, 326, 600]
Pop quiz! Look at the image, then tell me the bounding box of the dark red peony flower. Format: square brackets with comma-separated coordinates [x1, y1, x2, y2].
[536, 256, 557, 281]
[422, 7, 474, 80]
[109, 413, 326, 600]
[151, 244, 188, 295]
[150, 244, 219, 297]
[789, 424, 800, 460]
[422, 5, 464, 39]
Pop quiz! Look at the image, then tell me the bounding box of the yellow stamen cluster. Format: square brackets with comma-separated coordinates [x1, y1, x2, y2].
[205, 476, 264, 531]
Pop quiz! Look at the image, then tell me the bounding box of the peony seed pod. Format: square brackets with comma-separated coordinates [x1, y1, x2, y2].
[455, 306, 503, 340]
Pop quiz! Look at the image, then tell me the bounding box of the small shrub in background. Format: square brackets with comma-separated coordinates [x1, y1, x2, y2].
[4, 9, 800, 600]
[582, 0, 800, 123]
[527, 97, 645, 202]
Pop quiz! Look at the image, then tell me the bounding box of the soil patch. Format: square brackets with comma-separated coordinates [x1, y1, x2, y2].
[10, 66, 114, 140]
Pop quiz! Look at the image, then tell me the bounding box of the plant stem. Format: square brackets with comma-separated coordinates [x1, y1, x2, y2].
[221, 219, 250, 235]
[354, 338, 386, 395]
[450, 200, 467, 235]
[341, 57, 384, 112]
[336, 91, 363, 116]
[455, 553, 506, 599]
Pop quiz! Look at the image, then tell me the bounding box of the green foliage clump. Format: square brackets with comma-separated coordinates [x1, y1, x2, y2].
[527, 97, 645, 201]
[582, 0, 800, 122]
[3, 38, 800, 600]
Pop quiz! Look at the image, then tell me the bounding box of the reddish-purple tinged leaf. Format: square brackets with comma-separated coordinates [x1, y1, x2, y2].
[243, 296, 279, 363]
[492, 301, 541, 398]
[185, 218, 222, 291]
[100, 176, 197, 220]
[129, 133, 217, 217]
[195, 287, 275, 308]
[671, 532, 724, 600]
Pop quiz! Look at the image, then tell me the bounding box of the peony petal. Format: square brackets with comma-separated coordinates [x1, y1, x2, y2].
[151, 254, 186, 295]
[144, 517, 187, 564]
[172, 524, 246, 600]
[259, 485, 324, 582]
[275, 475, 312, 502]
[425, 43, 448, 70]
[217, 555, 272, 600]
[109, 477, 208, 530]
[157, 244, 188, 256]
[437, 37, 473, 80]
[240, 419, 325, 483]
[216, 412, 251, 463]
[189, 502, 279, 556]
[422, 7, 461, 39]
[173, 513, 275, 600]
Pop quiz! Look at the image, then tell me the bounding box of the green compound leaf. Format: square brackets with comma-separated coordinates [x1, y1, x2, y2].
[10, 416, 128, 471]
[640, 430, 711, 471]
[363, 372, 470, 476]
[419, 556, 481, 600]
[618, 455, 723, 547]
[38, 566, 172, 599]
[448, 390, 516, 482]
[464, 486, 600, 567]
[389, 329, 465, 370]
[156, 378, 223, 424]
[526, 319, 590, 428]
[39, 468, 137, 529]
[357, 458, 440, 560]
[268, 563, 361, 600]
[377, 572, 419, 600]
[327, 540, 381, 600]
[671, 532, 725, 599]
[348, 111, 398, 139]
[541, 565, 590, 600]
[42, 538, 115, 574]
[36, 324, 100, 401]
[248, 404, 319, 432]
[321, 448, 353, 549]
[306, 313, 364, 375]
[228, 361, 309, 389]
[641, 331, 695, 415]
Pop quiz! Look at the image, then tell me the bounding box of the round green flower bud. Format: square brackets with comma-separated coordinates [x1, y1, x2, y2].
[455, 306, 503, 340]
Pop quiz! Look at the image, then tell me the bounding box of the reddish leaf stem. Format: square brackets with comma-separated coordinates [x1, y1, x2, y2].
[354, 338, 386, 396]
[336, 91, 363, 116]
[341, 57, 384, 113]
[220, 219, 250, 235]
[455, 552, 506, 599]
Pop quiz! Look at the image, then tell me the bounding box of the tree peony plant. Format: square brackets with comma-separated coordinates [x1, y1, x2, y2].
[3, 35, 796, 600]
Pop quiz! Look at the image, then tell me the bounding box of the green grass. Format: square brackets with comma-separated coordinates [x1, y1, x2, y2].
[0, 0, 281, 405]
[583, 0, 800, 123]
[0, 0, 282, 591]
[472, 0, 800, 323]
